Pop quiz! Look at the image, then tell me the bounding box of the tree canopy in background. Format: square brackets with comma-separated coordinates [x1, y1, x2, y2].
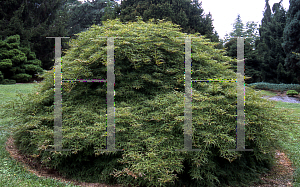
[62, 0, 120, 40]
[0, 34, 44, 84]
[0, 0, 121, 82]
[58, 0, 122, 60]
[0, 0, 224, 84]
[112, 0, 221, 47]
[254, 0, 297, 84]
[1, 0, 299, 85]
[282, 0, 300, 84]
[223, 0, 300, 85]
[222, 14, 261, 83]
[0, 0, 71, 75]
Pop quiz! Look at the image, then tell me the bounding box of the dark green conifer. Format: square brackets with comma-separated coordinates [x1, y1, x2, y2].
[0, 35, 44, 84]
[113, 0, 220, 44]
[282, 0, 300, 84]
[0, 0, 71, 71]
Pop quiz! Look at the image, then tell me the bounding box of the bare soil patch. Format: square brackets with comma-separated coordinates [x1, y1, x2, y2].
[248, 149, 295, 187]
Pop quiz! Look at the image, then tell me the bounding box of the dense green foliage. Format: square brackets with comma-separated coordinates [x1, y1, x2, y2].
[57, 0, 122, 62]
[0, 0, 72, 71]
[112, 0, 221, 46]
[248, 82, 300, 93]
[2, 0, 300, 186]
[0, 35, 44, 84]
[61, 0, 120, 40]
[0, 0, 222, 81]
[255, 0, 297, 84]
[286, 90, 299, 96]
[223, 14, 259, 80]
[3, 17, 295, 187]
[223, 0, 299, 85]
[1, 0, 299, 86]
[282, 0, 300, 84]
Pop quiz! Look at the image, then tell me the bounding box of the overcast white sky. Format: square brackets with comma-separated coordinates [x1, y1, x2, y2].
[78, 0, 290, 40]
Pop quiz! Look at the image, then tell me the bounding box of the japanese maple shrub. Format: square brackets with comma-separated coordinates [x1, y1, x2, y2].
[8, 17, 294, 187]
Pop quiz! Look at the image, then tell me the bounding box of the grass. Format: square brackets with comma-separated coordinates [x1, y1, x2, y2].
[0, 83, 300, 186]
[252, 88, 300, 186]
[0, 83, 78, 187]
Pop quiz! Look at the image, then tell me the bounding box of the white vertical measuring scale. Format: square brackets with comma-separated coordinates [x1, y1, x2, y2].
[229, 37, 253, 152]
[45, 37, 71, 152]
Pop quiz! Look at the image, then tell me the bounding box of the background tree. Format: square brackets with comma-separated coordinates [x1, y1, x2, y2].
[241, 21, 264, 84]
[255, 0, 276, 83]
[0, 35, 44, 84]
[222, 14, 260, 83]
[201, 12, 223, 49]
[0, 0, 71, 75]
[221, 16, 259, 51]
[112, 0, 221, 45]
[0, 0, 121, 77]
[58, 0, 122, 56]
[255, 0, 298, 84]
[223, 0, 299, 84]
[244, 21, 260, 49]
[282, 0, 300, 84]
[261, 0, 272, 32]
[62, 0, 120, 40]
[270, 0, 297, 84]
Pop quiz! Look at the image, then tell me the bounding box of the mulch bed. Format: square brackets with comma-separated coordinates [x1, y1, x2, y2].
[248, 149, 294, 187]
[5, 135, 125, 187]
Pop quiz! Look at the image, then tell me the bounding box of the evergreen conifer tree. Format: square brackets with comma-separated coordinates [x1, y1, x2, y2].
[0, 35, 44, 84]
[253, 0, 297, 84]
[0, 0, 71, 72]
[282, 0, 300, 84]
[223, 14, 259, 82]
[256, 0, 274, 83]
[271, 1, 297, 84]
[113, 0, 221, 44]
[62, 0, 120, 40]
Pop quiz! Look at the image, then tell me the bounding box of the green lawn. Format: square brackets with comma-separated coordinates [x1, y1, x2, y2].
[0, 83, 78, 187]
[251, 89, 300, 186]
[0, 83, 300, 186]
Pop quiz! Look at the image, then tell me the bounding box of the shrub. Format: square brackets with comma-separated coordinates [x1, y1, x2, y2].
[286, 90, 299, 96]
[6, 17, 294, 187]
[0, 78, 16, 85]
[0, 34, 44, 84]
